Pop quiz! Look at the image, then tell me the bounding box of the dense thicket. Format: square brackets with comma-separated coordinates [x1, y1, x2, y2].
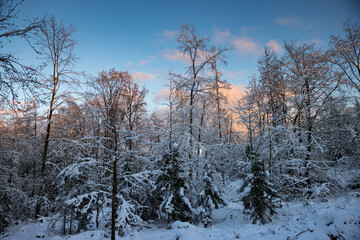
[0, 2, 359, 236]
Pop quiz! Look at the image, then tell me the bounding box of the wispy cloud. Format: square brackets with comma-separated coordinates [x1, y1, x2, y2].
[232, 37, 261, 54]
[138, 56, 155, 67]
[125, 61, 133, 69]
[274, 16, 301, 26]
[274, 16, 317, 30]
[213, 28, 231, 43]
[131, 72, 155, 82]
[163, 29, 178, 39]
[311, 38, 323, 45]
[153, 89, 169, 103]
[266, 40, 283, 53]
[163, 49, 190, 64]
[223, 70, 246, 80]
[240, 25, 259, 35]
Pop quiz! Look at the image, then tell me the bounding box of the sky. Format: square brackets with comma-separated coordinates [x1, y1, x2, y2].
[11, 0, 360, 112]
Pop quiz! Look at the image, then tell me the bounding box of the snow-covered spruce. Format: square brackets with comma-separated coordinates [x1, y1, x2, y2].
[0, 188, 12, 233]
[195, 165, 226, 226]
[154, 148, 197, 223]
[239, 148, 277, 224]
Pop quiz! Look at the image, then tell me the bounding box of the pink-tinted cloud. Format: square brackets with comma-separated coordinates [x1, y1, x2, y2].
[213, 28, 231, 43]
[225, 83, 246, 103]
[153, 89, 170, 103]
[131, 72, 155, 82]
[138, 56, 155, 67]
[274, 16, 301, 26]
[222, 84, 247, 132]
[163, 49, 190, 64]
[232, 37, 261, 54]
[152, 83, 246, 105]
[163, 29, 178, 38]
[266, 40, 283, 53]
[223, 70, 246, 80]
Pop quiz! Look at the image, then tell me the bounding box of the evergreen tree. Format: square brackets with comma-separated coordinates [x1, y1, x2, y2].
[116, 195, 144, 237]
[0, 188, 12, 233]
[240, 148, 276, 224]
[52, 155, 107, 234]
[155, 148, 195, 222]
[195, 165, 226, 225]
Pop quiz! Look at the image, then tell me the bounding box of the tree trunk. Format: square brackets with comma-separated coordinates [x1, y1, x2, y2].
[41, 82, 57, 176]
[35, 199, 41, 219]
[189, 85, 194, 159]
[41, 112, 52, 176]
[213, 57, 222, 141]
[96, 197, 100, 229]
[197, 99, 206, 155]
[111, 122, 118, 240]
[111, 154, 117, 240]
[63, 207, 67, 235]
[269, 131, 272, 173]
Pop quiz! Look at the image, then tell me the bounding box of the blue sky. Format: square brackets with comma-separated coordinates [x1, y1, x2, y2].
[13, 0, 360, 111]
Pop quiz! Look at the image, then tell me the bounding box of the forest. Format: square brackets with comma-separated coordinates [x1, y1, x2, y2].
[0, 1, 359, 239]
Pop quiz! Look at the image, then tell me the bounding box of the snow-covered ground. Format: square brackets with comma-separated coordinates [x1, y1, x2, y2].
[2, 190, 360, 240]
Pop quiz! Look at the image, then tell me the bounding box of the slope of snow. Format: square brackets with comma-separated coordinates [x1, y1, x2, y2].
[2, 192, 359, 240]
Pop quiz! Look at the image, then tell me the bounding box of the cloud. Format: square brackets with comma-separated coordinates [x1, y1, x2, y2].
[223, 70, 246, 80]
[163, 49, 190, 64]
[131, 72, 155, 82]
[163, 29, 178, 38]
[153, 89, 169, 103]
[151, 105, 169, 119]
[162, 48, 214, 65]
[274, 17, 317, 30]
[221, 83, 247, 132]
[138, 56, 155, 67]
[232, 37, 261, 54]
[266, 40, 283, 53]
[311, 38, 323, 45]
[213, 28, 231, 43]
[226, 84, 246, 103]
[240, 26, 259, 35]
[150, 84, 247, 131]
[125, 61, 133, 69]
[274, 16, 301, 26]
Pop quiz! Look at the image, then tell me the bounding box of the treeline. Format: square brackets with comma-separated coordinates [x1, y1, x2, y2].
[0, 1, 359, 239]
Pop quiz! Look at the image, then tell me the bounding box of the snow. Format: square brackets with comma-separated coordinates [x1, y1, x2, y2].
[171, 221, 194, 229]
[2, 192, 360, 240]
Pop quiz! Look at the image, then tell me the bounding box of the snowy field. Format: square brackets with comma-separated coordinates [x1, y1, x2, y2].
[2, 191, 359, 240]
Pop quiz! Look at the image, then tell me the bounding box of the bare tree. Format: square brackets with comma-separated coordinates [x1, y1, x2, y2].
[329, 20, 360, 94]
[233, 78, 261, 152]
[175, 24, 229, 158]
[257, 47, 287, 172]
[284, 41, 341, 188]
[209, 46, 230, 142]
[36, 15, 77, 176]
[122, 81, 147, 173]
[0, 0, 43, 102]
